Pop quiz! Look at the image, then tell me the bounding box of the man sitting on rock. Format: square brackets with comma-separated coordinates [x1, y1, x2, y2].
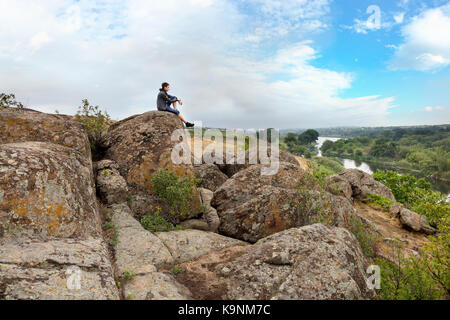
[157, 82, 194, 127]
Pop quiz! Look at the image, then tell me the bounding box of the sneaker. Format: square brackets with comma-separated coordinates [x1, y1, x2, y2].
[185, 122, 194, 127]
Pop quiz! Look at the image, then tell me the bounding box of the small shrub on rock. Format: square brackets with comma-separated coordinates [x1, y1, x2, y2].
[350, 216, 378, 258]
[140, 208, 183, 232]
[365, 193, 394, 212]
[151, 168, 199, 217]
[0, 93, 24, 110]
[75, 99, 110, 154]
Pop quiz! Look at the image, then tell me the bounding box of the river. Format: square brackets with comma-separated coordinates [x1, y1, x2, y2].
[316, 137, 373, 175]
[316, 137, 449, 197]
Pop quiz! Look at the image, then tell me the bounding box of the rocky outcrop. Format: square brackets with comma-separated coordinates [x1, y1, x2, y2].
[108, 203, 243, 300]
[212, 163, 304, 242]
[0, 237, 119, 300]
[101, 111, 201, 221]
[0, 142, 101, 239]
[325, 169, 395, 202]
[0, 109, 91, 159]
[212, 162, 360, 242]
[4, 108, 410, 301]
[0, 110, 118, 300]
[94, 160, 129, 205]
[176, 224, 374, 300]
[194, 164, 228, 192]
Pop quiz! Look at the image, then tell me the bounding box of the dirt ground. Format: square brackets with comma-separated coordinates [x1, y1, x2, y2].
[355, 201, 429, 262]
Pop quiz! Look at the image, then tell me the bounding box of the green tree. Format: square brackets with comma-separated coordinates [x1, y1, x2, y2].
[298, 129, 319, 145]
[0, 93, 24, 110]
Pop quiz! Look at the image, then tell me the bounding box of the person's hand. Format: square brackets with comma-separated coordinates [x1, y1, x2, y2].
[178, 99, 183, 105]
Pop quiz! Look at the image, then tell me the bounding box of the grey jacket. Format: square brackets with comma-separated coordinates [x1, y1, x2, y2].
[157, 89, 177, 111]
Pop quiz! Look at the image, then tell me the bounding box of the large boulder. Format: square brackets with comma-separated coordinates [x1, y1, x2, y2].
[398, 207, 436, 235]
[211, 163, 305, 242]
[176, 224, 374, 300]
[295, 189, 359, 228]
[94, 160, 129, 205]
[212, 162, 361, 243]
[0, 237, 120, 300]
[193, 164, 228, 192]
[101, 111, 201, 221]
[221, 224, 374, 299]
[0, 109, 91, 159]
[325, 169, 395, 202]
[0, 142, 101, 239]
[325, 174, 353, 200]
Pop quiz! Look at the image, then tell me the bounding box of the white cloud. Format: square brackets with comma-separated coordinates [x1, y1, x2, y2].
[425, 106, 445, 112]
[394, 12, 405, 24]
[29, 32, 52, 52]
[0, 0, 395, 128]
[389, 4, 450, 71]
[242, 0, 332, 41]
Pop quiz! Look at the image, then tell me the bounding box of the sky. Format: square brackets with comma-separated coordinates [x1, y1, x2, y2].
[0, 0, 449, 129]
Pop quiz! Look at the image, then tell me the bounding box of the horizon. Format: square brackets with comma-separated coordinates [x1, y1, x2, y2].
[1, 0, 450, 128]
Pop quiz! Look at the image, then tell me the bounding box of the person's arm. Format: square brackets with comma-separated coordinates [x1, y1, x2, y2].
[167, 94, 178, 102]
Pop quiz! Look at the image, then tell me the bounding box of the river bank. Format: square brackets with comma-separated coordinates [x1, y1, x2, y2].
[316, 137, 449, 195]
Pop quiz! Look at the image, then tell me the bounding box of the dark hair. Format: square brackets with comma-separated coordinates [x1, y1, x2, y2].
[161, 82, 170, 90]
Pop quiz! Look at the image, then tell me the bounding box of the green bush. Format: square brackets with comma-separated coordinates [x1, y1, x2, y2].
[0, 93, 24, 110]
[372, 170, 430, 204]
[373, 170, 449, 227]
[349, 216, 378, 258]
[140, 208, 182, 232]
[151, 168, 199, 217]
[375, 218, 449, 300]
[365, 193, 394, 212]
[308, 157, 343, 188]
[376, 257, 443, 300]
[75, 99, 110, 150]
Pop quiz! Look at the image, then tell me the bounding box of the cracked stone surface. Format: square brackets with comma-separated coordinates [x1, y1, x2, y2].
[0, 108, 91, 159]
[175, 224, 374, 300]
[155, 229, 246, 264]
[0, 141, 101, 239]
[0, 237, 120, 300]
